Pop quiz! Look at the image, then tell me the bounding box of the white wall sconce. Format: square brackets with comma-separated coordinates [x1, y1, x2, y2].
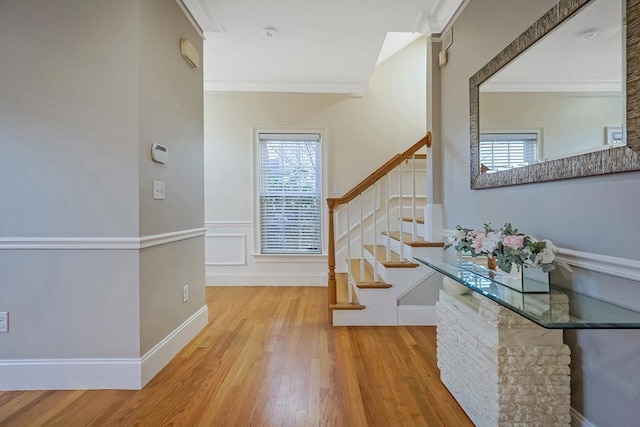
[180, 39, 199, 68]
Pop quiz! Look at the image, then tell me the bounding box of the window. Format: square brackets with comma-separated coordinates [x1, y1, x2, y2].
[480, 132, 539, 172]
[258, 133, 322, 254]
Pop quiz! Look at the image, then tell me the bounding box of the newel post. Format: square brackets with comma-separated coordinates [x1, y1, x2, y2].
[327, 198, 337, 324]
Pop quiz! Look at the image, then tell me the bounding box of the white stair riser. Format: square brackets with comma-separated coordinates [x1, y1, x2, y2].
[401, 221, 426, 238]
[333, 288, 398, 326]
[384, 236, 443, 260]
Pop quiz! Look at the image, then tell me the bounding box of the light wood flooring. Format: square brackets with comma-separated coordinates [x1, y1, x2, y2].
[0, 287, 472, 427]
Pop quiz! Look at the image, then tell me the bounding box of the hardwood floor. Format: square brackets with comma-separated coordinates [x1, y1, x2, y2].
[0, 287, 472, 427]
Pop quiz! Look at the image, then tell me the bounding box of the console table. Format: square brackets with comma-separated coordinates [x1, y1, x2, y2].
[414, 257, 640, 427]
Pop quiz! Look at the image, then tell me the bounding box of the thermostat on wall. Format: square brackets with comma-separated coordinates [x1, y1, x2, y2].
[151, 143, 169, 164]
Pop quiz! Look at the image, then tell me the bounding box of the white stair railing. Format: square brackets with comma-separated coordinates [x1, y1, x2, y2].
[325, 133, 432, 321]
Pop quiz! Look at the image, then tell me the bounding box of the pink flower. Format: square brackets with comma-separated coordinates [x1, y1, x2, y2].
[471, 232, 486, 251]
[503, 234, 524, 249]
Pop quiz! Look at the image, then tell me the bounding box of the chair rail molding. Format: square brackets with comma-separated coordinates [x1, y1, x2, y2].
[442, 229, 640, 282]
[0, 228, 206, 250]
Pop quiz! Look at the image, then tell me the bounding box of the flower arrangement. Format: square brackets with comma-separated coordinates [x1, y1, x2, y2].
[445, 223, 560, 273]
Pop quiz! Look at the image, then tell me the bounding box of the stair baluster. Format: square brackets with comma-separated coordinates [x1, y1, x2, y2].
[411, 154, 417, 242]
[398, 165, 404, 261]
[372, 182, 379, 282]
[385, 173, 391, 261]
[346, 201, 352, 303]
[360, 193, 365, 281]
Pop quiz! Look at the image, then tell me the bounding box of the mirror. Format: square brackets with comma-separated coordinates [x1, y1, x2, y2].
[470, 0, 640, 189]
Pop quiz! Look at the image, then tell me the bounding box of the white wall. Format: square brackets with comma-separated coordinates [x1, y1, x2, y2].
[0, 0, 206, 389]
[437, 0, 640, 425]
[204, 38, 427, 285]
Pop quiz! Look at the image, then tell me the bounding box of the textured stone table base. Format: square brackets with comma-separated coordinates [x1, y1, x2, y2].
[436, 279, 571, 427]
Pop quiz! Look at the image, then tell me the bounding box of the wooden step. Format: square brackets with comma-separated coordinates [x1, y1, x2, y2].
[348, 259, 392, 289]
[331, 272, 365, 310]
[382, 231, 444, 248]
[364, 245, 419, 268]
[402, 216, 425, 224]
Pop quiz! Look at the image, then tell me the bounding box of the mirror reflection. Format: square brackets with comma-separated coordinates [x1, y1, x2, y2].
[478, 0, 624, 174]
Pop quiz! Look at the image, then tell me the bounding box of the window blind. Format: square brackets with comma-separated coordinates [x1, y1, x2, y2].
[480, 133, 538, 172]
[259, 133, 322, 254]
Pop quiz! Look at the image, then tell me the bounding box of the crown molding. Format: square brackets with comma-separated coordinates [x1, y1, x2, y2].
[175, 0, 204, 39]
[181, 0, 223, 34]
[204, 79, 368, 95]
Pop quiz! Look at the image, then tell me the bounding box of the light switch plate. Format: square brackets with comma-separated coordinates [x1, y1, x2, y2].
[153, 180, 165, 200]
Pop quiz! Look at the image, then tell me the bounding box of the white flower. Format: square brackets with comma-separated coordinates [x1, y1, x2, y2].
[480, 231, 502, 253]
[542, 239, 557, 253]
[454, 228, 467, 241]
[535, 246, 555, 265]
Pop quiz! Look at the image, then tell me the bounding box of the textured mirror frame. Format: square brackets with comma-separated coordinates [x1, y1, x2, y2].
[470, 0, 640, 189]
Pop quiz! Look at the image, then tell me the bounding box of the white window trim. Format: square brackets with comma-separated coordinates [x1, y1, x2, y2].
[251, 127, 328, 258]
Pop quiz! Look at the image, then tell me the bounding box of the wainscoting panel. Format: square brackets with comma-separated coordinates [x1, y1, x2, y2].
[204, 221, 326, 286]
[205, 234, 246, 266]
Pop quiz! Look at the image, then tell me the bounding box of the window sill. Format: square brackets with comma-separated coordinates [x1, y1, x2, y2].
[252, 253, 327, 263]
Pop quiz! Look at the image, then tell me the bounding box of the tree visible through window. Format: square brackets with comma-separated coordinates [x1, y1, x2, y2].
[480, 132, 539, 172]
[259, 133, 322, 254]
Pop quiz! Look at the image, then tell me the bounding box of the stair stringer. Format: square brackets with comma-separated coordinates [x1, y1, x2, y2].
[333, 267, 440, 326]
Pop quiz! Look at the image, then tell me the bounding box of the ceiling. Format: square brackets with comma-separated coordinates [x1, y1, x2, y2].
[183, 0, 465, 95]
[483, 0, 623, 92]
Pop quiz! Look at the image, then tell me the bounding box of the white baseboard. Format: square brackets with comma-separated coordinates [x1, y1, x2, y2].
[141, 305, 208, 386]
[571, 407, 597, 427]
[0, 358, 142, 390]
[397, 305, 437, 325]
[206, 273, 326, 286]
[0, 305, 208, 391]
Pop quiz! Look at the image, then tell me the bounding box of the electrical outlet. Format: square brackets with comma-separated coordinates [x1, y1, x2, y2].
[0, 312, 8, 333]
[182, 285, 189, 303]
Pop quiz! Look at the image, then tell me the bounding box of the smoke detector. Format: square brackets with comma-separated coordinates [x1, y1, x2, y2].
[576, 28, 597, 40]
[263, 27, 279, 38]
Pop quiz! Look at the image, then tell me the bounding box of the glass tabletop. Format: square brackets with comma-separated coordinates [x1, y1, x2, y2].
[414, 257, 640, 329]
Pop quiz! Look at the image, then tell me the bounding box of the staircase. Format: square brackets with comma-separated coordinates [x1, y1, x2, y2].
[326, 132, 444, 326]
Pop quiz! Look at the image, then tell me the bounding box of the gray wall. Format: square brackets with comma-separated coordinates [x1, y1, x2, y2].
[0, 0, 205, 377]
[437, 0, 640, 424]
[0, 0, 139, 237]
[137, 0, 205, 353]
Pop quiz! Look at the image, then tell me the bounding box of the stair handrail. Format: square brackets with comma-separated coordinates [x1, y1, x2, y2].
[327, 132, 431, 208]
[326, 132, 431, 322]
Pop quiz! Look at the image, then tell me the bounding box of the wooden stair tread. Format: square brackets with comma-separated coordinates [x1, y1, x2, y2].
[330, 303, 366, 310]
[363, 245, 418, 268]
[402, 216, 425, 224]
[333, 273, 366, 310]
[382, 231, 445, 248]
[348, 259, 392, 289]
